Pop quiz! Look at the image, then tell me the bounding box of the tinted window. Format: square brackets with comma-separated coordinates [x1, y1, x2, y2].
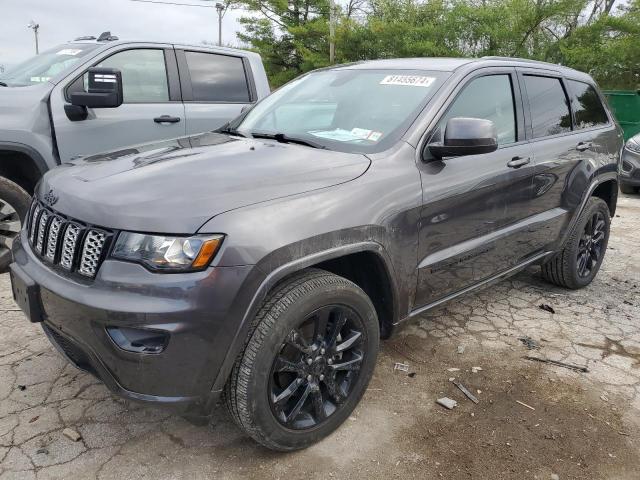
[568, 80, 608, 129]
[524, 75, 571, 138]
[185, 52, 250, 102]
[439, 75, 516, 145]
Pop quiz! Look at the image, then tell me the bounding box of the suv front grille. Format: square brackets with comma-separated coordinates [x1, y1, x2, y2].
[26, 200, 112, 279]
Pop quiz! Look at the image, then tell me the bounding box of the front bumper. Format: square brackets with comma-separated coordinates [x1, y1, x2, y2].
[621, 148, 640, 187]
[11, 230, 255, 413]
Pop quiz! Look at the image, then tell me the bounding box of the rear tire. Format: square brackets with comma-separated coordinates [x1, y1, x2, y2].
[620, 184, 636, 195]
[541, 197, 610, 289]
[0, 177, 30, 273]
[224, 269, 379, 451]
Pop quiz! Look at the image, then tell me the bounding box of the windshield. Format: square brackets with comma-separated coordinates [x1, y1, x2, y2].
[234, 69, 449, 153]
[0, 43, 99, 87]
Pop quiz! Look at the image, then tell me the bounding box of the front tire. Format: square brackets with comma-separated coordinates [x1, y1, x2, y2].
[620, 183, 636, 195]
[541, 197, 610, 289]
[224, 269, 379, 451]
[0, 177, 30, 273]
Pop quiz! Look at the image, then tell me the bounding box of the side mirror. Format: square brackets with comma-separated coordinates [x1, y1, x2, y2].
[428, 117, 498, 159]
[69, 67, 123, 109]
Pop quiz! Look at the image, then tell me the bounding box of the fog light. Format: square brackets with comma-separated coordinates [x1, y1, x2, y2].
[106, 327, 169, 354]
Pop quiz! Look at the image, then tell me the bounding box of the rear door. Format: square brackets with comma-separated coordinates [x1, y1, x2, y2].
[415, 68, 534, 306]
[51, 45, 186, 161]
[176, 49, 255, 135]
[514, 70, 610, 259]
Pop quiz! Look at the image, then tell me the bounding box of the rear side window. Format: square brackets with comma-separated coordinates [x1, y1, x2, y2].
[184, 51, 250, 102]
[523, 75, 571, 138]
[438, 74, 516, 145]
[567, 80, 609, 129]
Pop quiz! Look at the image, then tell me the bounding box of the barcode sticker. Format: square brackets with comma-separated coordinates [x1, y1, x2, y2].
[380, 75, 435, 87]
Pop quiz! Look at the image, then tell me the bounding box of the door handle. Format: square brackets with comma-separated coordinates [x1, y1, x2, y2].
[507, 156, 531, 169]
[154, 115, 181, 124]
[576, 141, 592, 152]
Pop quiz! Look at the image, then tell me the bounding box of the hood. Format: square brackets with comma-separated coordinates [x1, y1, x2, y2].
[39, 132, 371, 233]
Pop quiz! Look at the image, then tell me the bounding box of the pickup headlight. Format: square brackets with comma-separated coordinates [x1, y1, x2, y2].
[112, 232, 224, 272]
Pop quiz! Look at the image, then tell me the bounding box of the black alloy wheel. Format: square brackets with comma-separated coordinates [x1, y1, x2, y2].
[576, 210, 606, 278]
[268, 304, 364, 429]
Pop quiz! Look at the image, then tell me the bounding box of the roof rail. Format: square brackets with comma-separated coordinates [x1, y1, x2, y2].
[74, 35, 97, 41]
[481, 56, 562, 67]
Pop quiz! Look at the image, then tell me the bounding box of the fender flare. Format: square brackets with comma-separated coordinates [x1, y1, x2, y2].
[559, 172, 618, 247]
[0, 142, 49, 177]
[207, 241, 399, 404]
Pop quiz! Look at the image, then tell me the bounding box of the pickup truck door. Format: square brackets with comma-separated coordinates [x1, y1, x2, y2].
[175, 49, 255, 135]
[50, 45, 186, 161]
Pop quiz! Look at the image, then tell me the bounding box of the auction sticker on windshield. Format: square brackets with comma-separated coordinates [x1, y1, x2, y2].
[380, 75, 436, 87]
[56, 49, 83, 56]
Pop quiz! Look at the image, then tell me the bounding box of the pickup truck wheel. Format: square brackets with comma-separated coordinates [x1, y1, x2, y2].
[620, 184, 636, 195]
[0, 178, 30, 273]
[541, 197, 610, 289]
[224, 269, 379, 451]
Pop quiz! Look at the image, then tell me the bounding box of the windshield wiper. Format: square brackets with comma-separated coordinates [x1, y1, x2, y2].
[216, 123, 247, 137]
[250, 132, 326, 149]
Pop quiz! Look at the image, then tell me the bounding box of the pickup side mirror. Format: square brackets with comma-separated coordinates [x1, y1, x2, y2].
[69, 67, 123, 109]
[428, 117, 498, 159]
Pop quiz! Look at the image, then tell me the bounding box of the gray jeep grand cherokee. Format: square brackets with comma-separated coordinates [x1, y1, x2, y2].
[10, 57, 623, 451]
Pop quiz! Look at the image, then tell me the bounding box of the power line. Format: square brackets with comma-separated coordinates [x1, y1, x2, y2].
[130, 0, 216, 8]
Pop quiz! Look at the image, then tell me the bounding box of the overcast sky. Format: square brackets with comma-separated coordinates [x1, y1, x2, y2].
[0, 0, 246, 68]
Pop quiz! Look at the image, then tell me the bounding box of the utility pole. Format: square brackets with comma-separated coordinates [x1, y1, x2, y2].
[27, 20, 40, 55]
[329, 0, 335, 63]
[215, 2, 224, 46]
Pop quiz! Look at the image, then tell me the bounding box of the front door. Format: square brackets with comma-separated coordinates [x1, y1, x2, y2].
[414, 70, 534, 307]
[51, 46, 186, 161]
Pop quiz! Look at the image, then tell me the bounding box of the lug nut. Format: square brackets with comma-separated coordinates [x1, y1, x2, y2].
[320, 348, 325, 355]
[307, 358, 313, 365]
[319, 374, 324, 381]
[307, 375, 313, 382]
[327, 359, 333, 365]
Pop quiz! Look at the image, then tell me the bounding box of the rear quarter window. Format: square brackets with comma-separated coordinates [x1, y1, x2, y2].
[567, 80, 609, 129]
[184, 51, 250, 102]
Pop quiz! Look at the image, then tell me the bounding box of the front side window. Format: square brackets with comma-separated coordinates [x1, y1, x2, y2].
[524, 75, 571, 138]
[234, 69, 449, 154]
[98, 49, 169, 103]
[437, 74, 516, 145]
[567, 80, 609, 129]
[184, 52, 250, 102]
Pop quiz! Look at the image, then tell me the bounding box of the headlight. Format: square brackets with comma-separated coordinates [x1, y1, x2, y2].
[625, 137, 640, 154]
[111, 232, 224, 272]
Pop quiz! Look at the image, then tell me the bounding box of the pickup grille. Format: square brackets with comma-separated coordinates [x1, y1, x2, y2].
[26, 200, 112, 279]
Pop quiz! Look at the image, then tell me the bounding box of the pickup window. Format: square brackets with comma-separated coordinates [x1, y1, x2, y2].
[184, 51, 250, 103]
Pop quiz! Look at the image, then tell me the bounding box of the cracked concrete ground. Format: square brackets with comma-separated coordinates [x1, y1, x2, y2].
[1, 194, 639, 480]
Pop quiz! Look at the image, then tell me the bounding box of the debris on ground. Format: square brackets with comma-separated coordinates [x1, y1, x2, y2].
[36, 448, 49, 455]
[524, 356, 589, 373]
[62, 428, 82, 442]
[518, 336, 540, 350]
[393, 362, 409, 372]
[447, 367, 460, 372]
[471, 366, 483, 373]
[457, 345, 466, 354]
[17, 385, 26, 391]
[539, 304, 556, 314]
[407, 372, 416, 378]
[551, 474, 560, 480]
[452, 379, 479, 404]
[436, 397, 458, 410]
[516, 400, 536, 411]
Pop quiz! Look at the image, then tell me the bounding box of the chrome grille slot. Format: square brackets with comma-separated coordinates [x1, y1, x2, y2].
[35, 210, 50, 254]
[27, 200, 112, 279]
[60, 223, 82, 270]
[78, 230, 107, 277]
[45, 216, 64, 261]
[29, 203, 41, 244]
